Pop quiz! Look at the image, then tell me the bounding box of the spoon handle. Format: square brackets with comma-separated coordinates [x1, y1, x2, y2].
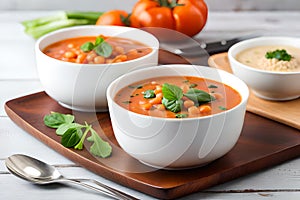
[75, 178, 138, 200]
[61, 178, 137, 200]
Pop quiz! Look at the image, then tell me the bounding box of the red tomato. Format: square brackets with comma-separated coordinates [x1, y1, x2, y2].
[130, 0, 208, 37]
[96, 10, 130, 26]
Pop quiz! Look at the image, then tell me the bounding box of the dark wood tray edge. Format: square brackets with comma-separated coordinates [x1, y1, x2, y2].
[4, 94, 300, 199]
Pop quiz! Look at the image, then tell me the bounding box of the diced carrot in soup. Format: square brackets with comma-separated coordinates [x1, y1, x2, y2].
[115, 76, 242, 118]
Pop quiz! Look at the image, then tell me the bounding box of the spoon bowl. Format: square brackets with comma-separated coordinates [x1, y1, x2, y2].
[5, 154, 137, 200]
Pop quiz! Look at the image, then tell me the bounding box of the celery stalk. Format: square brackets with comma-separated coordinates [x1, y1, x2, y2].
[25, 19, 92, 39]
[22, 12, 67, 29]
[21, 11, 104, 39]
[66, 11, 103, 22]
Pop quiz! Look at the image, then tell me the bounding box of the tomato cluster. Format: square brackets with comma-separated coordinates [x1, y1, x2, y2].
[96, 0, 208, 38]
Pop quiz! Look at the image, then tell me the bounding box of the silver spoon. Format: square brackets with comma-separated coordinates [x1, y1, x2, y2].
[5, 154, 137, 200]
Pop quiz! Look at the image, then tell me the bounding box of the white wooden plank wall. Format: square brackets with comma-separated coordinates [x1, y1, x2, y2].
[0, 2, 300, 199]
[1, 0, 300, 11]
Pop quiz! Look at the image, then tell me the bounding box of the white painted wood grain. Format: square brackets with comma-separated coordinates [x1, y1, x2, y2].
[1, 171, 300, 200]
[0, 117, 73, 164]
[0, 81, 42, 116]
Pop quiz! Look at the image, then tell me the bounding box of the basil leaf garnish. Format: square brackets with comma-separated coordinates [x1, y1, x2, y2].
[80, 42, 94, 52]
[162, 83, 183, 100]
[94, 41, 113, 58]
[184, 88, 215, 104]
[162, 97, 183, 113]
[80, 37, 113, 58]
[95, 37, 104, 46]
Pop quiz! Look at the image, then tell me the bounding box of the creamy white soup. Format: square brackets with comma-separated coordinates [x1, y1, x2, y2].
[236, 45, 300, 72]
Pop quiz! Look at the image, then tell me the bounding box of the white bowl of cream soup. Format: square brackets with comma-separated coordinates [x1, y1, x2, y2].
[228, 36, 300, 101]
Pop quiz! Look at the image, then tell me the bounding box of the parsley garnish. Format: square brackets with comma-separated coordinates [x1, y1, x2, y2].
[176, 113, 188, 118]
[208, 84, 218, 88]
[143, 90, 156, 99]
[265, 49, 292, 61]
[218, 106, 227, 111]
[128, 85, 143, 89]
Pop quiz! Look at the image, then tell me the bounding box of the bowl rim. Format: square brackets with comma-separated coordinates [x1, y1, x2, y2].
[107, 64, 249, 122]
[228, 36, 300, 75]
[35, 25, 159, 67]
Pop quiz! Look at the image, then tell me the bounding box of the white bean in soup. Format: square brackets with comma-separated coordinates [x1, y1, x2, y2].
[235, 45, 300, 72]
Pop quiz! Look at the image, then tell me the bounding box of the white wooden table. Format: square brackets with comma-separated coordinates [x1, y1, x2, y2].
[0, 10, 300, 200]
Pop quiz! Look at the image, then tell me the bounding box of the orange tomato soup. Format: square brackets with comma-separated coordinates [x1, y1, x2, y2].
[43, 35, 152, 64]
[115, 76, 241, 118]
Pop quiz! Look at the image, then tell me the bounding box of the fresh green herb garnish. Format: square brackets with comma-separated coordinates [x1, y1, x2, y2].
[130, 94, 139, 97]
[162, 98, 183, 113]
[208, 84, 218, 88]
[80, 42, 94, 52]
[80, 36, 113, 58]
[56, 123, 83, 136]
[129, 85, 143, 89]
[189, 83, 198, 88]
[183, 88, 216, 105]
[161, 83, 215, 113]
[175, 113, 188, 118]
[162, 83, 183, 100]
[265, 49, 292, 61]
[219, 106, 227, 111]
[61, 127, 82, 147]
[44, 112, 112, 158]
[43, 111, 74, 128]
[87, 129, 112, 158]
[94, 41, 113, 57]
[162, 83, 184, 113]
[143, 90, 156, 99]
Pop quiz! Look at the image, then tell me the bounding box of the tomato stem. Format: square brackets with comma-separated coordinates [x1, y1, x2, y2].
[157, 0, 183, 8]
[120, 13, 131, 26]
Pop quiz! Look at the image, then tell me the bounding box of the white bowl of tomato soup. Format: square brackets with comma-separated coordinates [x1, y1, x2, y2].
[35, 25, 159, 112]
[228, 36, 300, 101]
[107, 64, 249, 169]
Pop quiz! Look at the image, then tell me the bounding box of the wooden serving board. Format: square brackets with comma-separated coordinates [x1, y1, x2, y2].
[5, 91, 300, 199]
[208, 52, 300, 130]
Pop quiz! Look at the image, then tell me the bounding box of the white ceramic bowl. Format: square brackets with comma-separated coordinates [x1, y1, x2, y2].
[228, 36, 300, 101]
[107, 64, 249, 169]
[35, 25, 159, 112]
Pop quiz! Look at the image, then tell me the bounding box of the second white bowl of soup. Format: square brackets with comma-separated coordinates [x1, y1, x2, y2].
[36, 25, 159, 112]
[228, 36, 300, 101]
[107, 64, 249, 169]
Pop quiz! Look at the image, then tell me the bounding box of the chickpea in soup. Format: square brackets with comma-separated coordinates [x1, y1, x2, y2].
[43, 35, 152, 64]
[115, 76, 241, 118]
[236, 45, 300, 72]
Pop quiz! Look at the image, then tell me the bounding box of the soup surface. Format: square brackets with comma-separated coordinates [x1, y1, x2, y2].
[115, 76, 241, 118]
[236, 45, 300, 72]
[43, 35, 152, 64]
